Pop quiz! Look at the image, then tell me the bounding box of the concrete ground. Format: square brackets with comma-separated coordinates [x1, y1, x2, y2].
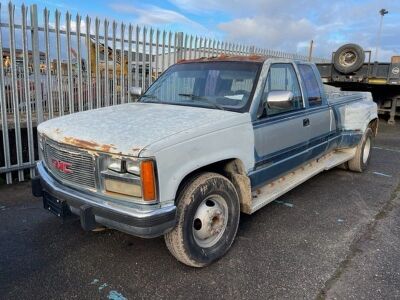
[0, 120, 399, 300]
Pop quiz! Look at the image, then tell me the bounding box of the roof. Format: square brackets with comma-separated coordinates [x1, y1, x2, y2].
[177, 54, 268, 64]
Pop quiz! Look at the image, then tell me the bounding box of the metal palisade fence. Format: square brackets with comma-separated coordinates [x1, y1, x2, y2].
[0, 2, 329, 184]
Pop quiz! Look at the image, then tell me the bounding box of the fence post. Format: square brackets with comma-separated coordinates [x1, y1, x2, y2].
[176, 32, 184, 61]
[308, 40, 314, 62]
[249, 45, 255, 54]
[30, 4, 43, 125]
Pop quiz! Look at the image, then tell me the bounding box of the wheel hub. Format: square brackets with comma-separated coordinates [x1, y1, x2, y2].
[192, 196, 228, 248]
[363, 137, 371, 164]
[339, 50, 357, 67]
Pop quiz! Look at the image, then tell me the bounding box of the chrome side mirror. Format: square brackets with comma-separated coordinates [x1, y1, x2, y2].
[266, 91, 294, 110]
[130, 86, 142, 96]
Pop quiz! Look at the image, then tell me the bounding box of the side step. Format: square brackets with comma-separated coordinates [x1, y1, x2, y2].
[250, 148, 356, 214]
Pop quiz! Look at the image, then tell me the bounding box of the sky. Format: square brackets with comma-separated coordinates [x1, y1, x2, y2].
[4, 0, 400, 61]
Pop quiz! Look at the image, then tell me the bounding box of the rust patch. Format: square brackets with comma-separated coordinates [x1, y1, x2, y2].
[63, 136, 116, 153]
[178, 54, 267, 64]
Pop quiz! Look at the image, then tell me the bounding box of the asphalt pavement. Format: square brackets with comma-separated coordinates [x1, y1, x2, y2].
[0, 120, 399, 300]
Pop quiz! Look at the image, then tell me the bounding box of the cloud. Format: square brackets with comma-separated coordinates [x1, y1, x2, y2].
[109, 3, 206, 31]
[170, 0, 400, 61]
[219, 16, 316, 54]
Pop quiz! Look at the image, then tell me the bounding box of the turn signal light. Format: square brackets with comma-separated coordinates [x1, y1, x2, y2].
[141, 160, 156, 201]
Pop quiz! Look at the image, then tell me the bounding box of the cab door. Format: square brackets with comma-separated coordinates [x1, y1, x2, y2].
[250, 63, 310, 188]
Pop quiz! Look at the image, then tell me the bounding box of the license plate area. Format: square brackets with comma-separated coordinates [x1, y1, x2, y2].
[43, 192, 71, 218]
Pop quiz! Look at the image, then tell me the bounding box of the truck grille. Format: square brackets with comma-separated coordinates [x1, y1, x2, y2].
[43, 139, 96, 189]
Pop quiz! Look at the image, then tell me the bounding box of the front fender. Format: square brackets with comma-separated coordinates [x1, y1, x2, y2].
[145, 121, 255, 203]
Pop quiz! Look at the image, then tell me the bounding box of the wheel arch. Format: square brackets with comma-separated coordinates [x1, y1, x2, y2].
[368, 118, 379, 137]
[174, 158, 253, 214]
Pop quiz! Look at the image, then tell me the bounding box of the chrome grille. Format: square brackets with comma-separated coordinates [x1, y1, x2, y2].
[43, 139, 96, 189]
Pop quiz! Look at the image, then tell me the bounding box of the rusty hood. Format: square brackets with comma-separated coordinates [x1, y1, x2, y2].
[38, 102, 244, 156]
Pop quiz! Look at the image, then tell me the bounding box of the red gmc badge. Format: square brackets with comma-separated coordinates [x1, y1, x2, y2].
[51, 159, 72, 174]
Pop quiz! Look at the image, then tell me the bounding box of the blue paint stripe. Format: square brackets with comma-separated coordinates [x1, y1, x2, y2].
[250, 130, 362, 188]
[254, 130, 338, 169]
[252, 105, 330, 128]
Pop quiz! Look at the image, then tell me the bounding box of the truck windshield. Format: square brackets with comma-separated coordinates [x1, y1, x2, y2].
[140, 62, 261, 112]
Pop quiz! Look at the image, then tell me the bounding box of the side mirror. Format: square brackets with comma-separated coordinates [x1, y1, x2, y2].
[266, 91, 294, 110]
[130, 86, 142, 96]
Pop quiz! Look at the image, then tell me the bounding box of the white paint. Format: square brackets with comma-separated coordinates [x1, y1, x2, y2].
[144, 114, 255, 202]
[329, 92, 378, 133]
[38, 102, 246, 157]
[274, 200, 294, 208]
[373, 147, 400, 154]
[373, 171, 392, 178]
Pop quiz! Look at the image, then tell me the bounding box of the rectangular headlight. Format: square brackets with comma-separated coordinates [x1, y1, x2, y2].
[104, 178, 142, 197]
[126, 160, 140, 175]
[102, 156, 157, 202]
[108, 158, 124, 173]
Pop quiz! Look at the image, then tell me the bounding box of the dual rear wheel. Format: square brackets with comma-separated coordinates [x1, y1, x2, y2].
[348, 127, 373, 172]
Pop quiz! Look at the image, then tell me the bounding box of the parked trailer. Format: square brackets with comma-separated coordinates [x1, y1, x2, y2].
[316, 43, 400, 124]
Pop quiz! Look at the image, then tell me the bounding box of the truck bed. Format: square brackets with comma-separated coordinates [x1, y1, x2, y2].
[326, 89, 377, 132]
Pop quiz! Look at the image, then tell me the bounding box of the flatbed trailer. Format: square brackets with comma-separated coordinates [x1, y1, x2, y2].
[316, 44, 400, 124]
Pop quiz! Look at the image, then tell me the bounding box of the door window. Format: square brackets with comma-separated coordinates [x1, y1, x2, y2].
[261, 63, 303, 116]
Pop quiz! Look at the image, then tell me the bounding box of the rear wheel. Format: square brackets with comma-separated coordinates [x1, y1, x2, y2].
[164, 172, 240, 267]
[348, 127, 373, 172]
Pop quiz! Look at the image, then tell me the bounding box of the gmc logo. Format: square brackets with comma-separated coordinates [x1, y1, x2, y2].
[51, 159, 72, 174]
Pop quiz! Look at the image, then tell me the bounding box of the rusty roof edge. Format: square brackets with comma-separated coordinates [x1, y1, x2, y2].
[177, 54, 268, 64]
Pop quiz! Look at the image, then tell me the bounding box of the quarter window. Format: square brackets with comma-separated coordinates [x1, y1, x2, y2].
[298, 64, 323, 107]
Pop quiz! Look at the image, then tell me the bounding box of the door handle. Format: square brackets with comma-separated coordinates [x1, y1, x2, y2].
[303, 118, 310, 127]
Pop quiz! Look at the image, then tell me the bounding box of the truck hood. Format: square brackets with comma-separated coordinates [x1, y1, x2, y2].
[38, 103, 246, 156]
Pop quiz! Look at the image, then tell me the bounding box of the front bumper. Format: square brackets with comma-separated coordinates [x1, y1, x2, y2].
[32, 161, 176, 238]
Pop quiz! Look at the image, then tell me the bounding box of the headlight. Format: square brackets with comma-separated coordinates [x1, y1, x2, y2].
[103, 157, 157, 202]
[108, 158, 124, 173]
[107, 158, 140, 175]
[126, 160, 140, 175]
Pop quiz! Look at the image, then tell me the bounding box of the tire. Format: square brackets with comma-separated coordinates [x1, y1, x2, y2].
[164, 172, 240, 267]
[333, 43, 365, 74]
[348, 127, 373, 172]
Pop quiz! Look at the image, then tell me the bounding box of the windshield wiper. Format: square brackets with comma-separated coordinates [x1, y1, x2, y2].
[140, 94, 160, 102]
[178, 93, 225, 110]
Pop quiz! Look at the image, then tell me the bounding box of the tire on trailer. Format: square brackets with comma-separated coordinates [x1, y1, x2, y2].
[165, 172, 240, 267]
[348, 127, 373, 172]
[333, 43, 365, 74]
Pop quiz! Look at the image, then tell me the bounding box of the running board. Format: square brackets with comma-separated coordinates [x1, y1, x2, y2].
[250, 148, 356, 214]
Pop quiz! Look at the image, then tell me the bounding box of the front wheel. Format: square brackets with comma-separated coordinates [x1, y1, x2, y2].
[164, 172, 240, 267]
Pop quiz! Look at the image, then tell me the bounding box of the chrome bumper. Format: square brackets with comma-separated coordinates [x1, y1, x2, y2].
[33, 161, 176, 238]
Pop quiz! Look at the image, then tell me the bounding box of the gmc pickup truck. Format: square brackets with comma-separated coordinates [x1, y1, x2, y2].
[32, 56, 378, 267]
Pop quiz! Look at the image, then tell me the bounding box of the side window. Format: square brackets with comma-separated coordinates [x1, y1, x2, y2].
[262, 63, 303, 116]
[298, 64, 323, 107]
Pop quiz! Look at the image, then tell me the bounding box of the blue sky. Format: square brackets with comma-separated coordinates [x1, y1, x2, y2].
[5, 0, 400, 61]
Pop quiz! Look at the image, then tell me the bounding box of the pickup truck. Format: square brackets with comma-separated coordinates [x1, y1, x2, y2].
[32, 56, 378, 267]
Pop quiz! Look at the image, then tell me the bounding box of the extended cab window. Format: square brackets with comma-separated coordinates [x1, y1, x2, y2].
[261, 63, 303, 116]
[298, 64, 323, 107]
